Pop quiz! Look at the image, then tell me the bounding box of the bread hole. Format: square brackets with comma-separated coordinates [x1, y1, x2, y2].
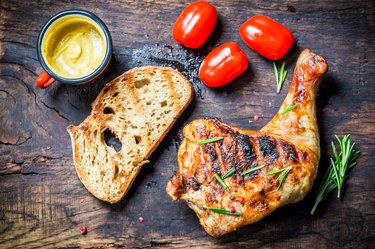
[112, 92, 119, 98]
[146, 101, 151, 105]
[164, 110, 171, 114]
[114, 165, 119, 176]
[160, 100, 167, 107]
[104, 107, 115, 114]
[135, 78, 151, 89]
[103, 128, 122, 152]
[134, 135, 142, 144]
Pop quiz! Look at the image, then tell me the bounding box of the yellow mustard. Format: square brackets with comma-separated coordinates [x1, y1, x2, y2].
[41, 15, 106, 78]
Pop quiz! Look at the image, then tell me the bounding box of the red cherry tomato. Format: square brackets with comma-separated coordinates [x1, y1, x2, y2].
[240, 16, 294, 60]
[173, 1, 217, 49]
[199, 42, 248, 87]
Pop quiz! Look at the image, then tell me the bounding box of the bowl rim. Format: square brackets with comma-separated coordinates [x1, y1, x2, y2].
[36, 9, 112, 84]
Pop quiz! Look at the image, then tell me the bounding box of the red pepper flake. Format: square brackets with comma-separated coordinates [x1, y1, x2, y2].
[80, 226, 87, 235]
[236, 197, 245, 204]
[254, 115, 260, 121]
[275, 194, 281, 201]
[236, 177, 243, 185]
[79, 197, 84, 203]
[138, 217, 144, 223]
[228, 203, 236, 213]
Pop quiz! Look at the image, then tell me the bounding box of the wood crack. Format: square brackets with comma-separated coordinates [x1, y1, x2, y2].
[0, 155, 63, 175]
[0, 73, 38, 106]
[0, 135, 32, 146]
[40, 100, 70, 122]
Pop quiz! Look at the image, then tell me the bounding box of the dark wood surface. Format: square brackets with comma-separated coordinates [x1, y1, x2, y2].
[1, 0, 374, 248]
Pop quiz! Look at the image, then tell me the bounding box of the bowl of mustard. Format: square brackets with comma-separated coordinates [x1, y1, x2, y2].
[36, 9, 112, 88]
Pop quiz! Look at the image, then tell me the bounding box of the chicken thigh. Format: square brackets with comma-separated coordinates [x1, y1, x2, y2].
[166, 49, 328, 237]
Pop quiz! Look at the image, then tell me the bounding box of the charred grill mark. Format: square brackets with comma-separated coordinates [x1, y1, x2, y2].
[281, 142, 297, 161]
[206, 143, 220, 174]
[233, 132, 255, 172]
[258, 136, 279, 159]
[220, 137, 236, 170]
[236, 133, 255, 161]
[187, 177, 200, 191]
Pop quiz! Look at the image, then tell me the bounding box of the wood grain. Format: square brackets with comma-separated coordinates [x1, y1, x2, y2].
[0, 0, 374, 248]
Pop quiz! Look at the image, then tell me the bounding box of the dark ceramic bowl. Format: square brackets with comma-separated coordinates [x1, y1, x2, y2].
[36, 9, 112, 88]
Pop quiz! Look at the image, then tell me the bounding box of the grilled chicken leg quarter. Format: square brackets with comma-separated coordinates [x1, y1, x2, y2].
[166, 49, 328, 237]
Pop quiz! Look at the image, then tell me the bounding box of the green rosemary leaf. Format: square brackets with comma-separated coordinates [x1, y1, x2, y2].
[197, 136, 224, 145]
[280, 104, 299, 115]
[214, 173, 230, 192]
[311, 135, 360, 215]
[207, 207, 242, 216]
[273, 62, 288, 93]
[267, 166, 292, 190]
[222, 168, 236, 179]
[241, 165, 265, 176]
[273, 62, 279, 89]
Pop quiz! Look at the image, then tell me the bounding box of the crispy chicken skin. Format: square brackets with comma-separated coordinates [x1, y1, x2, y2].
[166, 49, 328, 237]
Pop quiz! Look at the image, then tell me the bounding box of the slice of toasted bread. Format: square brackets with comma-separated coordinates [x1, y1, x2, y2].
[67, 66, 194, 203]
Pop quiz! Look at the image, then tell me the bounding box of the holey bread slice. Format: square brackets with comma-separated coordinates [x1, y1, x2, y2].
[67, 66, 193, 203]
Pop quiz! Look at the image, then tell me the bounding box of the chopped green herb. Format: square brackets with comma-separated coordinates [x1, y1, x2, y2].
[197, 136, 224, 145]
[311, 135, 360, 215]
[267, 166, 292, 190]
[241, 165, 265, 176]
[280, 104, 299, 115]
[273, 62, 288, 93]
[222, 168, 236, 179]
[207, 207, 242, 216]
[214, 173, 230, 192]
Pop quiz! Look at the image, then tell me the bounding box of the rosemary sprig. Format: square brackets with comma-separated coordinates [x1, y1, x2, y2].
[273, 62, 288, 93]
[222, 168, 236, 179]
[241, 164, 265, 176]
[214, 173, 230, 192]
[206, 207, 242, 216]
[197, 136, 224, 145]
[280, 104, 298, 115]
[267, 166, 292, 190]
[311, 135, 360, 215]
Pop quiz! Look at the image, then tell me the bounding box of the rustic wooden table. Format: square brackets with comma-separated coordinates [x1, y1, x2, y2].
[1, 0, 374, 248]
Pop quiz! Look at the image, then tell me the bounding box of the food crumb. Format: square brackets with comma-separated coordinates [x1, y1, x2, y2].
[80, 197, 84, 203]
[46, 146, 51, 150]
[254, 115, 260, 121]
[138, 217, 144, 223]
[80, 226, 87, 235]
